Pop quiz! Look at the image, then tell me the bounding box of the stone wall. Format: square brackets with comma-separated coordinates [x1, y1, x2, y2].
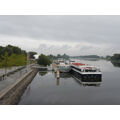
[0, 68, 38, 105]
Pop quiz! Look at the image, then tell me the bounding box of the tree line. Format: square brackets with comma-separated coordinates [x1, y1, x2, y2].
[0, 45, 26, 60]
[0, 45, 37, 68]
[48, 54, 69, 60]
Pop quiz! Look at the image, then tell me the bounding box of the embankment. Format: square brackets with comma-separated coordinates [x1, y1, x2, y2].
[0, 66, 25, 81]
[0, 68, 38, 105]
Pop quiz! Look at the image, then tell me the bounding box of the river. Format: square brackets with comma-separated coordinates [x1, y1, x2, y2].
[18, 59, 120, 105]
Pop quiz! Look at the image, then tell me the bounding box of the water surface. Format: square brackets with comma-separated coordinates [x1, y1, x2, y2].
[19, 60, 120, 105]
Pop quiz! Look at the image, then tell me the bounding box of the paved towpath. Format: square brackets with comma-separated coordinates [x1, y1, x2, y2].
[0, 66, 31, 91]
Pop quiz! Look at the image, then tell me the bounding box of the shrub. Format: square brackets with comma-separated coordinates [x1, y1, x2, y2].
[37, 54, 51, 66]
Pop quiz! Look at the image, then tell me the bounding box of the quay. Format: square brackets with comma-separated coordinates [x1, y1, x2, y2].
[0, 66, 25, 81]
[0, 62, 101, 104]
[0, 67, 38, 105]
[0, 64, 54, 105]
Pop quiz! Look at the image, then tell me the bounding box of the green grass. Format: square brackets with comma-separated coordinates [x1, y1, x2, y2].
[0, 54, 27, 68]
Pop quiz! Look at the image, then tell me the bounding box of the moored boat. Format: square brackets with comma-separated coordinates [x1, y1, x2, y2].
[70, 62, 102, 81]
[57, 62, 71, 72]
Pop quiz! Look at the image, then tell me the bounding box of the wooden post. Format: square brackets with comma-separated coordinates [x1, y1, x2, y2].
[57, 70, 60, 79]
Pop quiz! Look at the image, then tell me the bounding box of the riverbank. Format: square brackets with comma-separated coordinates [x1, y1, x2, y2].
[0, 68, 38, 105]
[0, 66, 25, 81]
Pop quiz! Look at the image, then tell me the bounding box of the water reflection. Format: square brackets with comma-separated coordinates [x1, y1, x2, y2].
[73, 76, 101, 87]
[39, 71, 48, 76]
[79, 58, 100, 61]
[54, 72, 57, 78]
[56, 73, 72, 86]
[111, 61, 120, 67]
[60, 73, 71, 78]
[19, 60, 120, 105]
[53, 72, 60, 86]
[38, 70, 102, 87]
[69, 70, 102, 87]
[53, 72, 102, 87]
[56, 78, 60, 86]
[72, 74, 102, 87]
[25, 86, 31, 96]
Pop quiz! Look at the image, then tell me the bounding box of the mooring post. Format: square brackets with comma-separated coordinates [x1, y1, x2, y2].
[57, 70, 60, 79]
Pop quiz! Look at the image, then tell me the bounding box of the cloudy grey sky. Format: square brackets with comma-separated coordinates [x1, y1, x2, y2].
[0, 15, 120, 56]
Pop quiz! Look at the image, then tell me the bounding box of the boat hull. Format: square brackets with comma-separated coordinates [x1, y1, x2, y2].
[57, 66, 71, 73]
[70, 68, 102, 82]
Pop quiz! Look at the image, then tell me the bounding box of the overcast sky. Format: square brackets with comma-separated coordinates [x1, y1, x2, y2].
[0, 15, 120, 56]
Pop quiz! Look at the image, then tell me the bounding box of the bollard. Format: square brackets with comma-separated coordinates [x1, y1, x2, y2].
[55, 68, 57, 73]
[57, 70, 60, 79]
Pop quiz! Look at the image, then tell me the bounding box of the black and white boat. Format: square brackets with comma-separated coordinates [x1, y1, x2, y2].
[70, 62, 102, 81]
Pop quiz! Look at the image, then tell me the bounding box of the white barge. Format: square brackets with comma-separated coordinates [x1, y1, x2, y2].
[57, 62, 71, 73]
[54, 59, 102, 82]
[71, 62, 101, 75]
[70, 62, 102, 81]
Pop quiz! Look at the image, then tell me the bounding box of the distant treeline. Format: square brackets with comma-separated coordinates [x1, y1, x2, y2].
[47, 54, 106, 60]
[111, 54, 120, 62]
[71, 55, 101, 59]
[107, 54, 120, 67]
[48, 54, 69, 60]
[48, 53, 120, 62]
[70, 54, 120, 61]
[111, 54, 120, 60]
[106, 54, 120, 63]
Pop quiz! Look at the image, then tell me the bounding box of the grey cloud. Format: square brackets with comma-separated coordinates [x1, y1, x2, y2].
[0, 15, 120, 55]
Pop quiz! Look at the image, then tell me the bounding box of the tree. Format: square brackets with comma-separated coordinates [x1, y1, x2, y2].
[37, 54, 51, 66]
[48, 54, 57, 60]
[111, 54, 120, 61]
[0, 44, 26, 58]
[57, 54, 61, 58]
[106, 55, 111, 60]
[62, 53, 69, 59]
[0, 46, 5, 60]
[2, 52, 9, 74]
[28, 51, 37, 59]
